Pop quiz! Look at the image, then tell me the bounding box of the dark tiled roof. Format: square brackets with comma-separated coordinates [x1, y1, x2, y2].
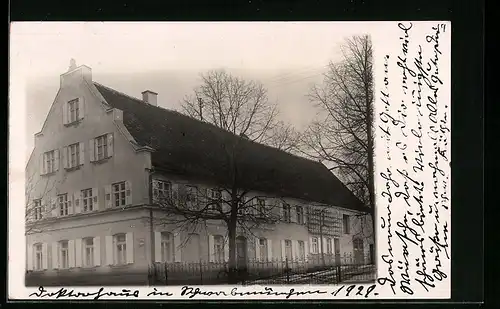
[94, 82, 368, 212]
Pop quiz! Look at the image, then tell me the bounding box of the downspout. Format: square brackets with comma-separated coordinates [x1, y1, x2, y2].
[148, 168, 155, 265]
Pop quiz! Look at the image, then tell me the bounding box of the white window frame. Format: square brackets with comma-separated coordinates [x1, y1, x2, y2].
[68, 143, 80, 168]
[59, 240, 69, 269]
[326, 237, 333, 254]
[34, 243, 43, 271]
[312, 237, 319, 254]
[83, 238, 94, 267]
[58, 194, 69, 216]
[82, 188, 94, 212]
[154, 180, 172, 202]
[160, 232, 174, 263]
[68, 99, 80, 123]
[43, 150, 56, 174]
[112, 182, 127, 207]
[33, 199, 43, 220]
[114, 234, 127, 265]
[259, 238, 268, 261]
[214, 235, 225, 263]
[95, 135, 108, 161]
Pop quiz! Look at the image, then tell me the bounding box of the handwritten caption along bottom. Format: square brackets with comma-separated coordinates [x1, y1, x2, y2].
[376, 21, 451, 298]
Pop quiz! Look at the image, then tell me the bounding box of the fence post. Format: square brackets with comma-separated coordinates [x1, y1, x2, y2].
[199, 260, 203, 285]
[163, 263, 167, 285]
[336, 265, 342, 283]
[286, 258, 290, 283]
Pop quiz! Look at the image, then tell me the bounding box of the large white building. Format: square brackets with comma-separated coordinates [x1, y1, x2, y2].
[25, 61, 373, 285]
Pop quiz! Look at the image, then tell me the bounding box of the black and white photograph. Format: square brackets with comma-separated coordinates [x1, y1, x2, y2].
[20, 23, 375, 287]
[9, 21, 452, 300]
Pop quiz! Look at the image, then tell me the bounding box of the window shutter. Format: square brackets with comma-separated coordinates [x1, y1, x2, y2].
[73, 192, 81, 214]
[125, 181, 132, 206]
[105, 236, 113, 265]
[68, 240, 75, 268]
[224, 237, 229, 262]
[154, 232, 162, 262]
[107, 133, 114, 157]
[290, 207, 296, 223]
[78, 97, 85, 120]
[152, 180, 159, 203]
[42, 243, 48, 270]
[62, 147, 68, 169]
[267, 239, 272, 261]
[174, 233, 182, 262]
[208, 235, 215, 262]
[79, 142, 85, 165]
[52, 242, 59, 269]
[92, 188, 99, 210]
[39, 154, 45, 175]
[304, 241, 309, 261]
[89, 139, 95, 162]
[51, 197, 58, 218]
[281, 240, 286, 261]
[67, 194, 73, 215]
[94, 236, 101, 266]
[54, 149, 60, 172]
[255, 237, 260, 262]
[126, 232, 134, 264]
[27, 244, 33, 271]
[75, 238, 82, 267]
[292, 240, 299, 261]
[309, 237, 314, 254]
[104, 185, 112, 208]
[62, 103, 68, 125]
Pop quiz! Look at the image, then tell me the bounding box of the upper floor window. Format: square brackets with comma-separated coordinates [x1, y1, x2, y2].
[257, 198, 266, 216]
[34, 243, 43, 270]
[90, 134, 114, 162]
[185, 185, 198, 203]
[58, 194, 69, 216]
[207, 188, 222, 211]
[153, 180, 172, 202]
[33, 199, 43, 220]
[296, 206, 304, 224]
[112, 182, 127, 207]
[63, 98, 84, 125]
[68, 99, 80, 123]
[282, 203, 291, 223]
[41, 150, 59, 175]
[343, 214, 350, 234]
[82, 188, 94, 212]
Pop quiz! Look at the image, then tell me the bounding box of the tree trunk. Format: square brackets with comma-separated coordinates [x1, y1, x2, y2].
[227, 199, 239, 283]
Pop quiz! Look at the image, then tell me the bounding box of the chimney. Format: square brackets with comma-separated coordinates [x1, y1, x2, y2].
[60, 58, 92, 87]
[142, 90, 158, 106]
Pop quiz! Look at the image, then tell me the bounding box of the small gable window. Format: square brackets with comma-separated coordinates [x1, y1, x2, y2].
[63, 98, 84, 125]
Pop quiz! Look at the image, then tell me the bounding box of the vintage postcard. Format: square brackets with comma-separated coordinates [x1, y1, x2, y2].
[8, 21, 451, 300]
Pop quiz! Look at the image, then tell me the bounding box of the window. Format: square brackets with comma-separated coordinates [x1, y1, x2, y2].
[58, 194, 69, 216]
[207, 189, 222, 211]
[113, 182, 127, 207]
[185, 185, 197, 203]
[259, 238, 268, 261]
[34, 244, 43, 270]
[59, 241, 69, 269]
[43, 150, 56, 174]
[114, 234, 127, 265]
[154, 180, 172, 201]
[68, 99, 80, 123]
[321, 211, 326, 226]
[95, 135, 108, 161]
[83, 238, 94, 267]
[312, 237, 319, 254]
[284, 240, 292, 261]
[343, 214, 350, 234]
[33, 199, 43, 220]
[326, 238, 333, 254]
[82, 189, 94, 212]
[296, 206, 304, 224]
[257, 199, 266, 216]
[68, 143, 80, 168]
[282, 203, 291, 222]
[214, 235, 225, 263]
[160, 232, 174, 262]
[298, 241, 305, 260]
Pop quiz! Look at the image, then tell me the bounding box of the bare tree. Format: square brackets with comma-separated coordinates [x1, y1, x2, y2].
[300, 35, 375, 237]
[182, 70, 300, 152]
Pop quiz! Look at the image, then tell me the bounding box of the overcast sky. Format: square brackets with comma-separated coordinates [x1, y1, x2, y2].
[12, 22, 373, 165]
